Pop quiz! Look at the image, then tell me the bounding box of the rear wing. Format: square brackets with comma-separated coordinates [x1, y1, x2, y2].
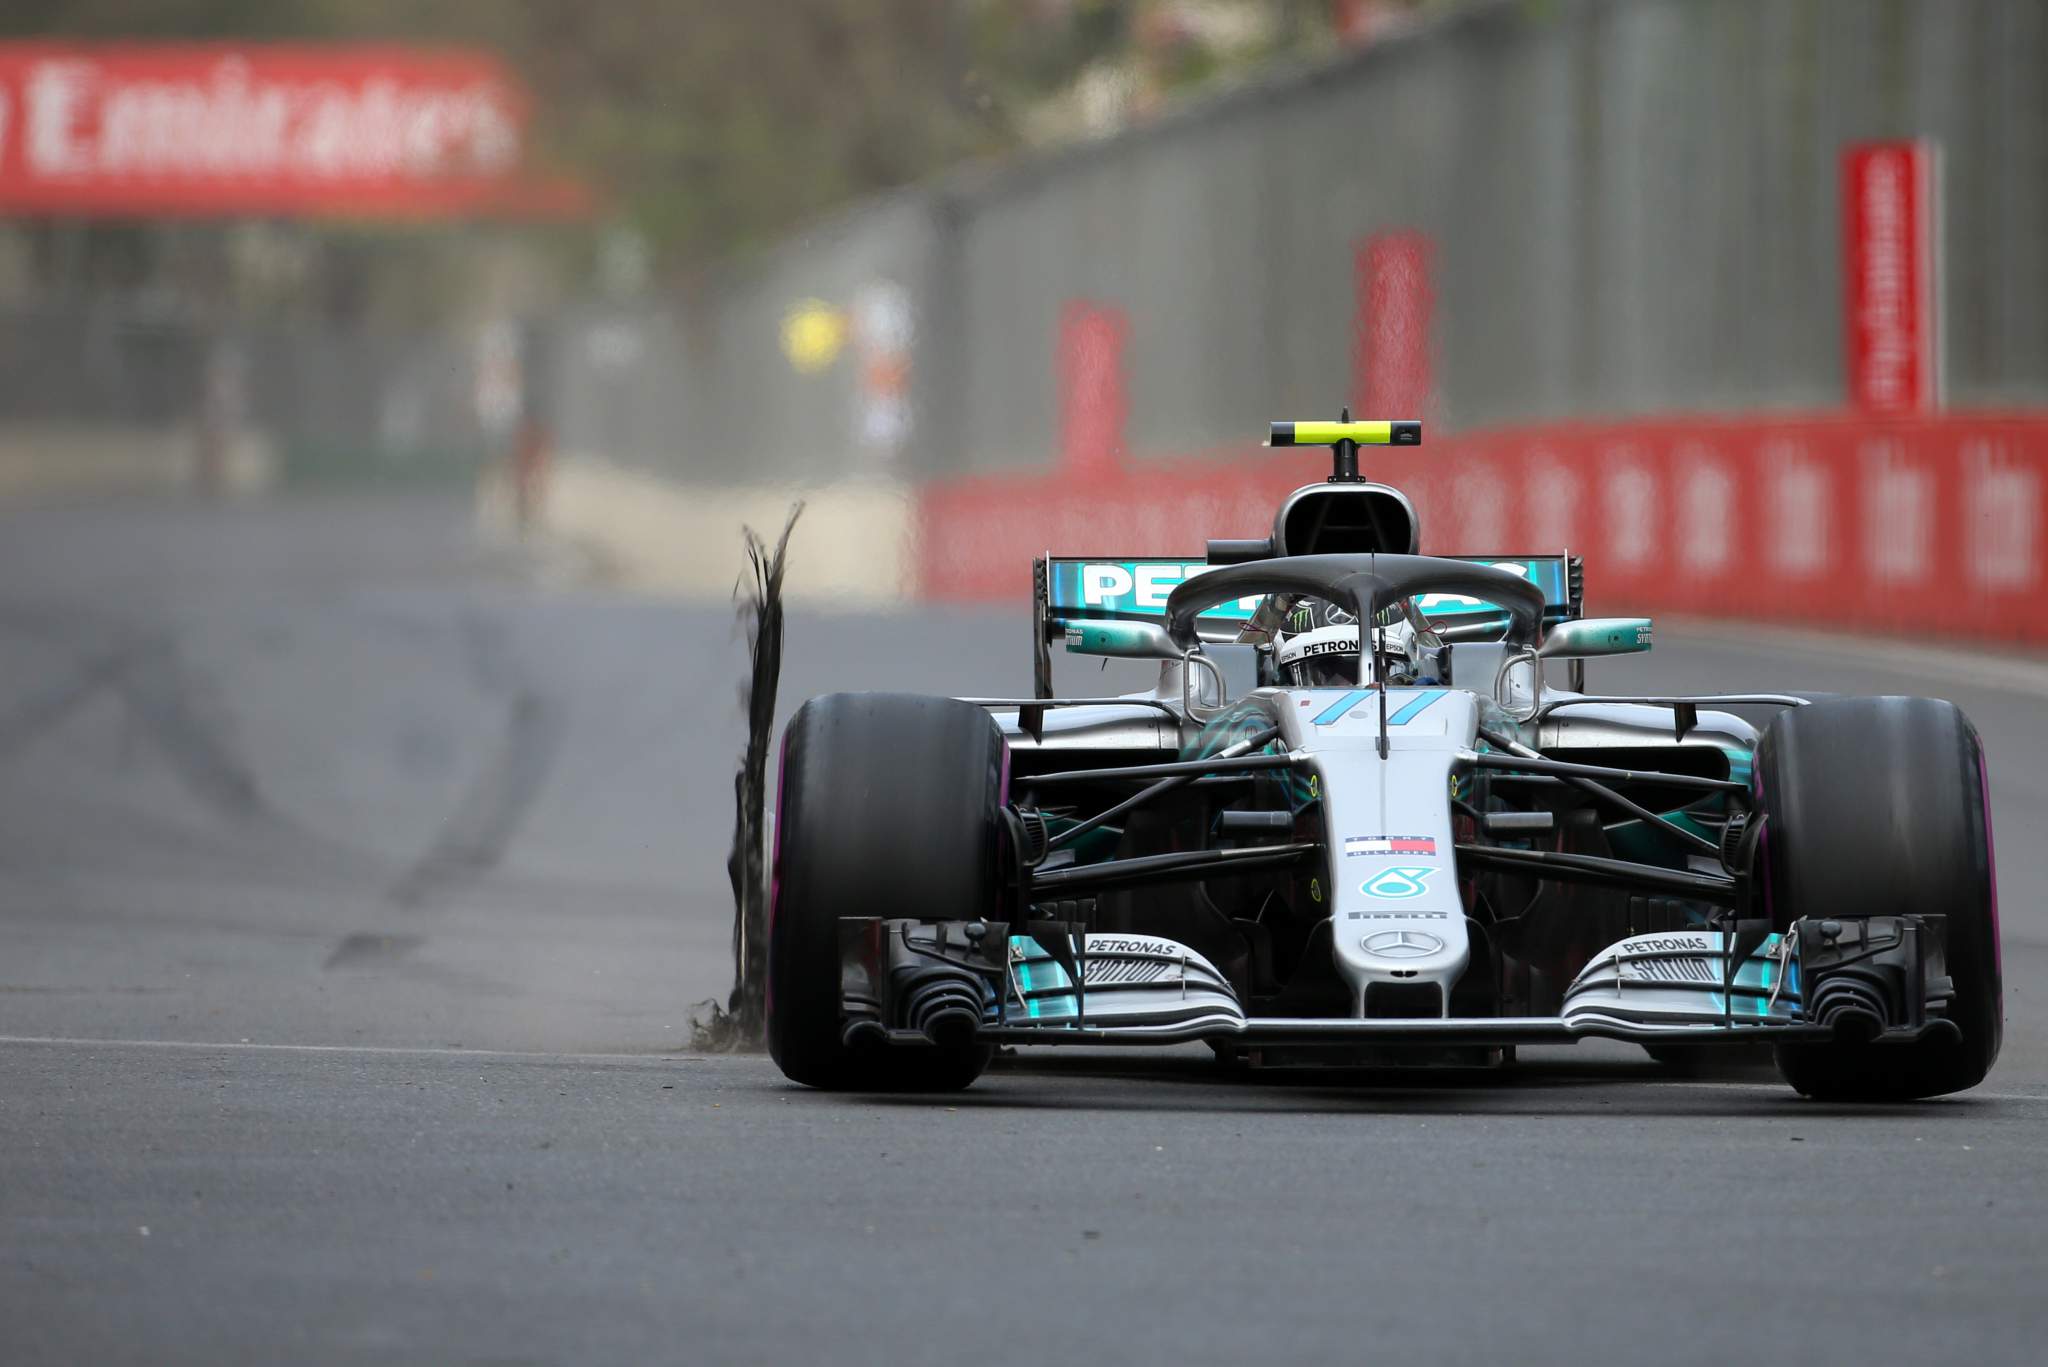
[1030, 553, 1584, 696]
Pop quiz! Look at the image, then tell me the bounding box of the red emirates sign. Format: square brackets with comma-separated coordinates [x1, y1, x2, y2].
[1841, 140, 1940, 415]
[0, 43, 587, 219]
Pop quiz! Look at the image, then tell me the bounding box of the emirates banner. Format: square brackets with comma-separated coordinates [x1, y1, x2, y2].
[0, 43, 585, 219]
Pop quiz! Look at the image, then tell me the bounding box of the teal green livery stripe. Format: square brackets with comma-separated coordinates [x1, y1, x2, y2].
[1312, 690, 1371, 725]
[1386, 689, 1445, 726]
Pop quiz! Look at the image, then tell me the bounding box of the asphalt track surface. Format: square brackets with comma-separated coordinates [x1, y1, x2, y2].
[3, 494, 2045, 1366]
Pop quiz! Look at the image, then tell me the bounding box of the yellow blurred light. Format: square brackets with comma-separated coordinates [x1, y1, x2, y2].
[781, 300, 848, 374]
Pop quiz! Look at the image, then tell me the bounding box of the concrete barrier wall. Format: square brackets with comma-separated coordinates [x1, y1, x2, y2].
[0, 424, 188, 500]
[511, 454, 914, 606]
[0, 421, 276, 502]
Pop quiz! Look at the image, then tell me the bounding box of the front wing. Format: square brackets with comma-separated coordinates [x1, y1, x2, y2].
[840, 919, 1960, 1054]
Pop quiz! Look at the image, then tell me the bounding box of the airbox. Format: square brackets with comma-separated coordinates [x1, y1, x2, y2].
[1273, 483, 1419, 557]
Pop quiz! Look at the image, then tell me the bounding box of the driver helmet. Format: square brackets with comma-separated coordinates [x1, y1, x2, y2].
[1274, 622, 1360, 687]
[1273, 601, 1421, 687]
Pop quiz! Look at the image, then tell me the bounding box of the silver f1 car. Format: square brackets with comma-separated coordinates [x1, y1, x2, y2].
[767, 418, 2002, 1100]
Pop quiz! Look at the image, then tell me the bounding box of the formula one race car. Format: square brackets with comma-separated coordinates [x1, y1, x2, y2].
[766, 418, 2002, 1100]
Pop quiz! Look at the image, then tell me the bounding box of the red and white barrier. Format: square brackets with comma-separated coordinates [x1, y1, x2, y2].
[917, 413, 2048, 645]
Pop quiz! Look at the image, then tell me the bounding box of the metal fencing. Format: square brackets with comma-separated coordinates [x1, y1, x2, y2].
[555, 0, 2048, 487]
[0, 304, 496, 490]
[552, 195, 942, 486]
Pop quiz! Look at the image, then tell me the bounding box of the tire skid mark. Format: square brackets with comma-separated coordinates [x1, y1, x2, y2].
[389, 690, 562, 908]
[106, 639, 267, 821]
[0, 612, 268, 822]
[0, 604, 388, 880]
[0, 606, 263, 811]
[323, 932, 425, 970]
[456, 610, 519, 698]
[0, 645, 143, 763]
[390, 614, 563, 908]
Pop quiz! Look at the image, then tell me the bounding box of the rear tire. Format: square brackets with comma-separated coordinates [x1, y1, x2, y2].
[1756, 697, 2002, 1101]
[767, 692, 1004, 1090]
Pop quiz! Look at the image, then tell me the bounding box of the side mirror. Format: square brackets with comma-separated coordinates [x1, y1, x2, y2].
[1538, 617, 1653, 659]
[1063, 619, 1183, 661]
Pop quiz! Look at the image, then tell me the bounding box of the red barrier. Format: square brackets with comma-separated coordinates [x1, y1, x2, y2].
[916, 414, 2048, 644]
[1057, 300, 1130, 478]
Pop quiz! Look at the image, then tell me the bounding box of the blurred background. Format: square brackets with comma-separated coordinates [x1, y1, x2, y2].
[2, 0, 2040, 638]
[1, 0, 2045, 1035]
[7, 9, 2048, 1359]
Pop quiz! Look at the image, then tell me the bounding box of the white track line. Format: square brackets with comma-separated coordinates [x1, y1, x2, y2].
[1666, 617, 2048, 699]
[0, 1034, 740, 1064]
[1666, 1077, 2048, 1105]
[3, 1035, 2042, 1103]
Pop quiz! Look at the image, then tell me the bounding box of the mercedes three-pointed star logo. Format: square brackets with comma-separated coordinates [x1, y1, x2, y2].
[1362, 929, 1444, 958]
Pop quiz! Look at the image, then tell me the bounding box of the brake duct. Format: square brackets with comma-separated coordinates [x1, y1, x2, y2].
[1795, 915, 1958, 1044]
